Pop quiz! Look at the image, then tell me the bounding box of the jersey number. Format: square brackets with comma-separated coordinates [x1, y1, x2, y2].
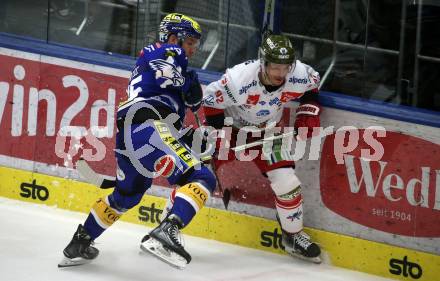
[215, 91, 224, 103]
[127, 75, 142, 101]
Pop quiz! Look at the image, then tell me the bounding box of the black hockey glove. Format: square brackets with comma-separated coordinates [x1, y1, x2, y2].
[183, 70, 203, 112]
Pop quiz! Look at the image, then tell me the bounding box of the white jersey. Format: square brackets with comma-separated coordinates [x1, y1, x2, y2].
[203, 59, 320, 129]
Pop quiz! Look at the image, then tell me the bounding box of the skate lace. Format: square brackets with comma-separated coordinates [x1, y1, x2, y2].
[294, 233, 312, 250]
[77, 231, 91, 243]
[169, 224, 184, 248]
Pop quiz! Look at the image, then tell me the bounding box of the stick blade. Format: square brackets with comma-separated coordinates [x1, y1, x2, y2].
[222, 189, 231, 209]
[77, 159, 115, 189]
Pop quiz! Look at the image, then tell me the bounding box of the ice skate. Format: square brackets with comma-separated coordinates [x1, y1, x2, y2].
[282, 230, 321, 264]
[58, 224, 99, 267]
[140, 214, 191, 269]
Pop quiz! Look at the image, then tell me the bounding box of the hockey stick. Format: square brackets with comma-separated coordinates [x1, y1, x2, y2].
[231, 130, 297, 152]
[193, 112, 231, 209]
[76, 159, 115, 189]
[77, 117, 231, 214]
[261, 0, 275, 40]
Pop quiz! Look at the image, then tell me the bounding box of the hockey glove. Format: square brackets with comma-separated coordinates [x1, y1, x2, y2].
[294, 102, 321, 139]
[183, 70, 203, 112]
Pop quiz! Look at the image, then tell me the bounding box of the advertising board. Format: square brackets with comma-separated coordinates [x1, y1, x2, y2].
[1, 47, 440, 259]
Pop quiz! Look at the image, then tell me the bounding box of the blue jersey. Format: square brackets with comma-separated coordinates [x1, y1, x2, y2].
[118, 42, 191, 122]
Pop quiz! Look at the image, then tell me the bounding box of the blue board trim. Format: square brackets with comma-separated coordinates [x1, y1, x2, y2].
[319, 91, 440, 127]
[0, 32, 439, 127]
[0, 32, 135, 70]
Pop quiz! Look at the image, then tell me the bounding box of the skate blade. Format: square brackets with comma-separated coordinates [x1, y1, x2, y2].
[140, 237, 187, 269]
[288, 251, 322, 264]
[58, 256, 92, 268]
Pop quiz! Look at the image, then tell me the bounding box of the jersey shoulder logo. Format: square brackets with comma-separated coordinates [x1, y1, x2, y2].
[149, 56, 185, 88]
[305, 65, 320, 86]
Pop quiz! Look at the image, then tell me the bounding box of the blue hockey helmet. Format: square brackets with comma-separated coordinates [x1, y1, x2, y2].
[159, 13, 202, 43]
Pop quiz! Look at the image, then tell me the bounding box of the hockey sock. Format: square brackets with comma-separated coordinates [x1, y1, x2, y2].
[170, 182, 210, 226]
[160, 188, 177, 222]
[84, 196, 124, 239]
[275, 186, 303, 233]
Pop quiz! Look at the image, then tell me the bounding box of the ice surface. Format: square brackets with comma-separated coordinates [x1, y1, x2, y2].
[0, 198, 392, 281]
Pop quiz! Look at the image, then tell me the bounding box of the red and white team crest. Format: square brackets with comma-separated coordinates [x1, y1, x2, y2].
[310, 72, 320, 85]
[246, 94, 260, 105]
[154, 155, 176, 177]
[280, 91, 303, 103]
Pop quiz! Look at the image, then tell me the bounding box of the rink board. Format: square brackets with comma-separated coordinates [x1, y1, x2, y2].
[1, 38, 440, 281]
[1, 45, 439, 256]
[1, 165, 439, 281]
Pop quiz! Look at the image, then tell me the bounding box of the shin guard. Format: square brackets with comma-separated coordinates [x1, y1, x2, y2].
[171, 182, 210, 226]
[84, 196, 125, 239]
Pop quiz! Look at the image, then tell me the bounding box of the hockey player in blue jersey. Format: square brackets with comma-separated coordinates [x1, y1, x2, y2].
[58, 13, 216, 269]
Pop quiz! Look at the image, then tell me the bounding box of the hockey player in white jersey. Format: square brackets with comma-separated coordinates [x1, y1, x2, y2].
[202, 34, 322, 263]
